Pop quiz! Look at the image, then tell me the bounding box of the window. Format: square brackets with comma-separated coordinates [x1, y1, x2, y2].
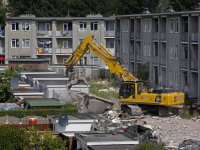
[174, 71, 178, 85]
[154, 43, 158, 56]
[148, 43, 151, 56]
[170, 70, 173, 84]
[106, 40, 114, 48]
[126, 42, 129, 53]
[143, 43, 146, 56]
[170, 19, 173, 33]
[148, 20, 151, 33]
[12, 55, 19, 59]
[79, 39, 83, 44]
[79, 22, 87, 31]
[63, 57, 69, 64]
[126, 21, 128, 32]
[123, 42, 125, 53]
[90, 22, 98, 31]
[78, 57, 87, 65]
[169, 45, 173, 59]
[63, 23, 68, 31]
[143, 20, 146, 32]
[11, 22, 19, 31]
[11, 39, 19, 48]
[38, 22, 45, 31]
[90, 57, 98, 65]
[122, 21, 125, 32]
[175, 19, 178, 33]
[174, 45, 178, 59]
[63, 40, 72, 48]
[22, 39, 30, 48]
[46, 23, 50, 31]
[22, 22, 30, 31]
[106, 22, 114, 31]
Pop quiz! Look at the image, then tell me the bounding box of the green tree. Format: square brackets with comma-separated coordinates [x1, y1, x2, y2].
[169, 0, 199, 11]
[0, 0, 6, 26]
[135, 62, 150, 81]
[156, 0, 169, 12]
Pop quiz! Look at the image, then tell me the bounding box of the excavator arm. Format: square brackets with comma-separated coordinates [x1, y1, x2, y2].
[65, 35, 137, 81]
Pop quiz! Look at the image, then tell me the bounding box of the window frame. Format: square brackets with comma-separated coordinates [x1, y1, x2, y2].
[22, 39, 30, 48]
[126, 42, 129, 53]
[174, 45, 178, 59]
[143, 43, 146, 56]
[175, 18, 178, 33]
[63, 23, 68, 31]
[169, 45, 173, 59]
[11, 39, 19, 48]
[11, 22, 19, 31]
[122, 21, 125, 32]
[90, 22, 98, 31]
[90, 57, 98, 65]
[123, 42, 125, 53]
[79, 22, 87, 31]
[143, 20, 146, 32]
[170, 19, 173, 33]
[147, 20, 151, 33]
[170, 70, 173, 85]
[22, 22, 30, 31]
[63, 40, 68, 48]
[148, 43, 151, 56]
[126, 20, 128, 32]
[174, 71, 178, 86]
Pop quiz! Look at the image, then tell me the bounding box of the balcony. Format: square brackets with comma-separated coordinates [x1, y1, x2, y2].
[130, 31, 134, 39]
[160, 57, 166, 66]
[117, 32, 120, 38]
[153, 56, 158, 64]
[136, 32, 141, 40]
[37, 31, 52, 37]
[37, 48, 52, 54]
[153, 32, 158, 40]
[56, 31, 72, 37]
[0, 47, 5, 54]
[136, 54, 141, 62]
[191, 60, 198, 70]
[181, 59, 188, 69]
[160, 32, 166, 41]
[106, 48, 115, 55]
[104, 31, 115, 37]
[182, 32, 188, 42]
[56, 48, 72, 54]
[191, 33, 198, 43]
[0, 30, 5, 37]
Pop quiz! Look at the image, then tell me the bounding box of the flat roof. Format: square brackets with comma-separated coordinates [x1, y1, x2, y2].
[24, 98, 59, 102]
[48, 113, 95, 120]
[28, 101, 63, 107]
[26, 74, 67, 78]
[39, 79, 87, 86]
[11, 89, 44, 95]
[7, 58, 50, 62]
[89, 145, 137, 150]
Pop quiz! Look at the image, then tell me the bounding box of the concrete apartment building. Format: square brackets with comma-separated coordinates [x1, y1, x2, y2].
[115, 7, 200, 100]
[4, 14, 115, 68]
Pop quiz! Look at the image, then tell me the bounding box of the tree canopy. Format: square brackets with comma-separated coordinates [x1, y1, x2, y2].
[7, 0, 160, 17]
[0, 0, 6, 26]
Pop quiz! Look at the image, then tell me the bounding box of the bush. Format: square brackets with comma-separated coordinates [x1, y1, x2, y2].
[0, 104, 78, 118]
[136, 140, 165, 150]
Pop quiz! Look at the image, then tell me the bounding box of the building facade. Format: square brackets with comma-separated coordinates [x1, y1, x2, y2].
[115, 8, 200, 100]
[4, 14, 115, 68]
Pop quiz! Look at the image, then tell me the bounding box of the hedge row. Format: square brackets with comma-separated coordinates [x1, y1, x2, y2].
[0, 104, 78, 118]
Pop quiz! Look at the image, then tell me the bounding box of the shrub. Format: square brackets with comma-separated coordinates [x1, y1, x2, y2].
[136, 140, 165, 150]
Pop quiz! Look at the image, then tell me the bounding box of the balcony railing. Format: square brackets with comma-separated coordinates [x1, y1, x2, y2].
[106, 48, 115, 55]
[37, 48, 52, 54]
[181, 59, 188, 69]
[56, 31, 72, 37]
[191, 60, 198, 70]
[160, 32, 166, 41]
[136, 32, 141, 39]
[0, 47, 5, 54]
[117, 32, 120, 38]
[191, 33, 198, 42]
[130, 31, 134, 39]
[56, 48, 72, 54]
[160, 57, 166, 65]
[104, 31, 115, 37]
[37, 31, 52, 37]
[153, 32, 158, 40]
[136, 54, 141, 61]
[182, 32, 188, 42]
[0, 30, 5, 36]
[153, 56, 158, 64]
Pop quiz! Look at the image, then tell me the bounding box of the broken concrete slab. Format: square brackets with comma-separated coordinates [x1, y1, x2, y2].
[87, 99, 106, 114]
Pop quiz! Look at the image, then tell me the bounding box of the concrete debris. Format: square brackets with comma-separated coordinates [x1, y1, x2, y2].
[178, 139, 200, 150]
[191, 116, 200, 122]
[98, 87, 116, 92]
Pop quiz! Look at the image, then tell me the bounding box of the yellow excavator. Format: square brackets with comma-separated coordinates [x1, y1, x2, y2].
[65, 35, 184, 116]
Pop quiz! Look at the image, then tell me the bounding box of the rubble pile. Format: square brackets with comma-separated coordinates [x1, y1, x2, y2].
[193, 102, 200, 113]
[143, 115, 200, 149]
[178, 139, 200, 150]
